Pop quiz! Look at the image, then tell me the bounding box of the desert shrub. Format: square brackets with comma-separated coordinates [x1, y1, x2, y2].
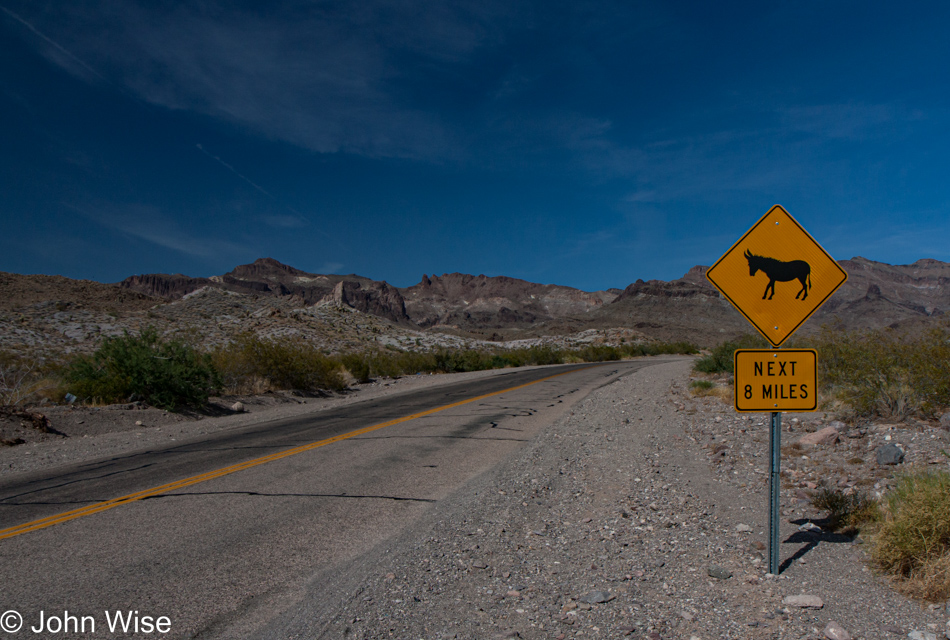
[64, 328, 220, 409]
[341, 350, 438, 381]
[323, 339, 698, 386]
[811, 325, 950, 419]
[872, 470, 950, 600]
[0, 350, 63, 406]
[811, 485, 880, 532]
[576, 345, 622, 362]
[212, 334, 345, 394]
[624, 341, 699, 357]
[689, 379, 714, 391]
[340, 353, 372, 383]
[513, 345, 565, 366]
[433, 348, 491, 373]
[693, 334, 769, 374]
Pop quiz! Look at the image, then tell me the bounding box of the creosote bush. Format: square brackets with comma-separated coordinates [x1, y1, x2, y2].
[696, 325, 950, 420]
[872, 470, 950, 601]
[211, 334, 346, 394]
[810, 325, 950, 419]
[338, 341, 697, 380]
[56, 333, 696, 409]
[693, 334, 768, 374]
[64, 328, 220, 409]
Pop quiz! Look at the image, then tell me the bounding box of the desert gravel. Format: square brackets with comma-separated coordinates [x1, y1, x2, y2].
[269, 360, 948, 640]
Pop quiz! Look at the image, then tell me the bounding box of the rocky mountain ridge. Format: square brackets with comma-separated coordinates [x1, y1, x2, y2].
[399, 272, 620, 330]
[2, 256, 947, 355]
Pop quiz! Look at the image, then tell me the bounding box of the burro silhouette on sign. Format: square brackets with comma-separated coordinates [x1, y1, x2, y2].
[744, 250, 812, 301]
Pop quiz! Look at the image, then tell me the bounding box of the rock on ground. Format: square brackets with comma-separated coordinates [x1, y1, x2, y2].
[257, 360, 948, 640]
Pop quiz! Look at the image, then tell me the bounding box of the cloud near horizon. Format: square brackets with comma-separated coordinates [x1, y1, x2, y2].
[68, 203, 253, 261]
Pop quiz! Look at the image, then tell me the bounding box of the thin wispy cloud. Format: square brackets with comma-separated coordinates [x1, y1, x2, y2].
[195, 144, 279, 201]
[0, 4, 107, 84]
[780, 103, 901, 141]
[261, 215, 308, 229]
[67, 203, 252, 261]
[195, 143, 311, 229]
[314, 262, 344, 274]
[12, 0, 512, 160]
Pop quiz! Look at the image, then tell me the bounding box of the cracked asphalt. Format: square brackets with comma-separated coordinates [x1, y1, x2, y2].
[0, 360, 673, 639]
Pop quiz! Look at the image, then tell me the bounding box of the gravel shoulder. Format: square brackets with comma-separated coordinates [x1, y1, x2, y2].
[262, 359, 948, 640]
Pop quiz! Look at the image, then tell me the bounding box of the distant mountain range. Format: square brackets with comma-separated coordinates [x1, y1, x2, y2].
[114, 256, 949, 343]
[1, 256, 947, 352]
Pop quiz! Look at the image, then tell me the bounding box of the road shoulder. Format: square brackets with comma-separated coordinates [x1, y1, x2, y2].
[260, 359, 945, 640]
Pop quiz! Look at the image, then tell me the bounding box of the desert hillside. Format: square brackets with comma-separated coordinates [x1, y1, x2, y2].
[1, 256, 947, 356]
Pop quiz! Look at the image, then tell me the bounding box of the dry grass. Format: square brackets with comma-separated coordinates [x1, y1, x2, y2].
[688, 379, 731, 399]
[871, 470, 950, 601]
[782, 441, 804, 455]
[811, 485, 880, 533]
[0, 351, 65, 406]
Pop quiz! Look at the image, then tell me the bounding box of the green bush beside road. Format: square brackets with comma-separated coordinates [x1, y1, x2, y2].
[64, 328, 220, 409]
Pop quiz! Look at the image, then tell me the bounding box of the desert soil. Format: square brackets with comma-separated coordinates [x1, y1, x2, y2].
[266, 360, 949, 640]
[3, 359, 950, 640]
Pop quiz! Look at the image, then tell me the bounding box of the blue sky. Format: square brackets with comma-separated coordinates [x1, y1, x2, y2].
[1, 1, 948, 291]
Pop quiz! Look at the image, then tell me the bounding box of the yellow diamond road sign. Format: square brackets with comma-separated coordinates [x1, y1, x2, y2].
[706, 205, 847, 346]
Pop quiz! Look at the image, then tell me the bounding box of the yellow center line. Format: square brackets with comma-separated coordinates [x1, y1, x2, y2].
[0, 365, 599, 541]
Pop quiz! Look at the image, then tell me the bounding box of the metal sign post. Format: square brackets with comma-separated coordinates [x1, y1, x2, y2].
[769, 409, 781, 574]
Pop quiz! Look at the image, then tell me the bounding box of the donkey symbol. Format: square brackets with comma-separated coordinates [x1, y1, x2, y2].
[744, 250, 811, 300]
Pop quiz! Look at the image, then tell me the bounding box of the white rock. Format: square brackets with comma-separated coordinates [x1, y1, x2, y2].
[823, 621, 851, 640]
[232, 402, 245, 412]
[134, 420, 143, 426]
[735, 524, 753, 533]
[783, 594, 824, 609]
[908, 631, 937, 640]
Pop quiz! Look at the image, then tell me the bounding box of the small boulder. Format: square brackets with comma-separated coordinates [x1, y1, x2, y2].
[578, 591, 614, 604]
[798, 426, 840, 447]
[940, 412, 950, 429]
[876, 443, 905, 466]
[707, 565, 732, 580]
[823, 621, 851, 640]
[735, 523, 752, 533]
[232, 402, 245, 413]
[783, 594, 824, 609]
[829, 420, 847, 432]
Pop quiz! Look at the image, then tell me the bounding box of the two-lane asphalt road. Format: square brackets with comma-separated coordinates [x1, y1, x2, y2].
[0, 359, 672, 638]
